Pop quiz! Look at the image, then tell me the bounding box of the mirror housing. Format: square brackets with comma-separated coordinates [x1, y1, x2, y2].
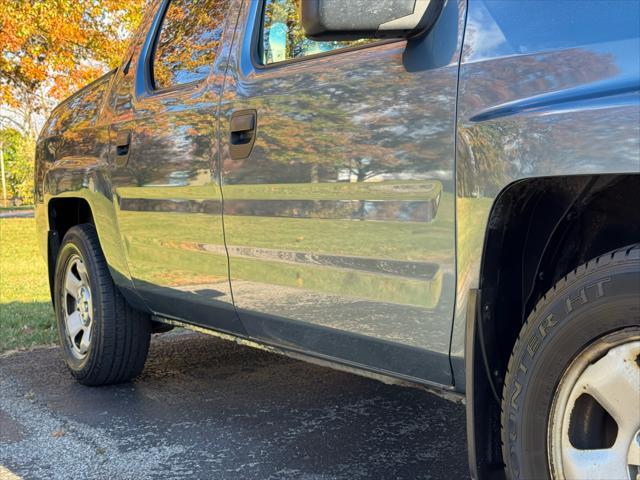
[301, 0, 445, 41]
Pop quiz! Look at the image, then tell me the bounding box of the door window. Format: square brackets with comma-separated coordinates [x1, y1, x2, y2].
[152, 0, 230, 90]
[260, 0, 370, 64]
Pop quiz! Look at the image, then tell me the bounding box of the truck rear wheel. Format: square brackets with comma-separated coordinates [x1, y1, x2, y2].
[501, 244, 640, 479]
[53, 224, 151, 385]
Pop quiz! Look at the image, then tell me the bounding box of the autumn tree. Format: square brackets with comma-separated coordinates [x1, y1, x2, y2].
[152, 0, 229, 89]
[0, 128, 34, 204]
[0, 0, 145, 205]
[0, 0, 145, 134]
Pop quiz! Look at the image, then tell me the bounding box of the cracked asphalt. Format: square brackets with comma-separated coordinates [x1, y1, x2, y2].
[0, 330, 469, 480]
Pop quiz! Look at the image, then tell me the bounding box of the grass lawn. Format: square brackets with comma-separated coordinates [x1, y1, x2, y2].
[0, 217, 56, 352]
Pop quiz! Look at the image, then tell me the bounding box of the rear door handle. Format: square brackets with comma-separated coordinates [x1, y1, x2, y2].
[113, 129, 132, 167]
[229, 110, 257, 160]
[116, 129, 131, 156]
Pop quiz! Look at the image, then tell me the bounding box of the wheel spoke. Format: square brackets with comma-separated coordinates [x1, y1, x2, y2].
[563, 445, 628, 480]
[66, 311, 83, 339]
[65, 271, 82, 298]
[75, 260, 89, 285]
[629, 432, 640, 467]
[79, 323, 91, 354]
[580, 341, 640, 430]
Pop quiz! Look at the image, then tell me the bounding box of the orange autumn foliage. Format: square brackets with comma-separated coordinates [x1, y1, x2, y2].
[0, 0, 146, 117]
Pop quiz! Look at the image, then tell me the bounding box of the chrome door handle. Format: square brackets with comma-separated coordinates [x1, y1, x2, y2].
[229, 110, 257, 160]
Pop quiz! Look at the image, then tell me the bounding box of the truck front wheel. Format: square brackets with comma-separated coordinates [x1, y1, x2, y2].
[502, 244, 640, 479]
[53, 224, 151, 385]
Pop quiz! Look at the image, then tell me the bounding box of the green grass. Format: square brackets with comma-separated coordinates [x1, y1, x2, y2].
[117, 186, 454, 307]
[0, 189, 493, 351]
[117, 183, 452, 261]
[117, 180, 442, 201]
[0, 217, 56, 352]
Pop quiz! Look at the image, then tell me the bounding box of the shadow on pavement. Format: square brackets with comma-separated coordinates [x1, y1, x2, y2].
[0, 330, 469, 480]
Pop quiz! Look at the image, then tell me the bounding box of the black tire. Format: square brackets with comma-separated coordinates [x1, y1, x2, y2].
[501, 244, 640, 479]
[54, 224, 151, 385]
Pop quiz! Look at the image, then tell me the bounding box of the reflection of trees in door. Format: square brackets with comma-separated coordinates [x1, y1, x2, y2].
[224, 64, 454, 187]
[457, 49, 619, 197]
[261, 0, 370, 64]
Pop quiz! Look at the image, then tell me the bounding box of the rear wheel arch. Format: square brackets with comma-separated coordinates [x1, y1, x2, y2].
[45, 195, 148, 313]
[47, 197, 95, 300]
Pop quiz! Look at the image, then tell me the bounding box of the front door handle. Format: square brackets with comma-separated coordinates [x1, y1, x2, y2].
[229, 110, 257, 160]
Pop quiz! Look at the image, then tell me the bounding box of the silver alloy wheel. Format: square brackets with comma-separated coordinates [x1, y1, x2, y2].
[62, 254, 93, 360]
[549, 330, 640, 480]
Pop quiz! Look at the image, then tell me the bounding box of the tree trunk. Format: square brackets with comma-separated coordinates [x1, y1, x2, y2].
[0, 139, 7, 207]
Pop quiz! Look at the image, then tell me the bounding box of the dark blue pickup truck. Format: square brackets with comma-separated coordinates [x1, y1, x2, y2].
[35, 0, 640, 478]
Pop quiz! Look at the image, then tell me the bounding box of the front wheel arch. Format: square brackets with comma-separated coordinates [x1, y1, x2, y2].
[501, 244, 640, 479]
[466, 174, 640, 478]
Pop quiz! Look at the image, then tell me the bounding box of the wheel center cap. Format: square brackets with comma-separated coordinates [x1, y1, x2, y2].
[76, 286, 91, 325]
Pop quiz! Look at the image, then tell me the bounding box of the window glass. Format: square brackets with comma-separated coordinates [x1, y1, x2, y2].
[261, 0, 370, 64]
[152, 0, 230, 90]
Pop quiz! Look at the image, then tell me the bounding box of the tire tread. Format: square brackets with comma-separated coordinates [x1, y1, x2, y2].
[500, 243, 640, 478]
[57, 224, 150, 385]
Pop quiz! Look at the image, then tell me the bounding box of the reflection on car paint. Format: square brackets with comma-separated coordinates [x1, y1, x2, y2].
[33, 0, 640, 389]
[214, 0, 465, 374]
[450, 0, 640, 381]
[118, 196, 441, 222]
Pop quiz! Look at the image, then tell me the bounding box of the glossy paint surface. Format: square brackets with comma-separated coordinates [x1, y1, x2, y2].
[108, 0, 240, 329]
[34, 68, 141, 299]
[217, 0, 466, 384]
[34, 0, 640, 392]
[451, 0, 640, 381]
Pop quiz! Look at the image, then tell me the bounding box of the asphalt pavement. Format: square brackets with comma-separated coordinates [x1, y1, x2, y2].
[0, 330, 469, 480]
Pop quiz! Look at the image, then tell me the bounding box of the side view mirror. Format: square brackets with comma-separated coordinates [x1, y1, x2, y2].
[301, 0, 445, 41]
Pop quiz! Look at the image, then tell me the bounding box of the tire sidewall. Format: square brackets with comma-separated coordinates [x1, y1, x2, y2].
[503, 265, 640, 479]
[54, 226, 104, 379]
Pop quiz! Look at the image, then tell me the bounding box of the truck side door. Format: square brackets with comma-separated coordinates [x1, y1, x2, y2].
[219, 0, 466, 385]
[108, 0, 241, 332]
